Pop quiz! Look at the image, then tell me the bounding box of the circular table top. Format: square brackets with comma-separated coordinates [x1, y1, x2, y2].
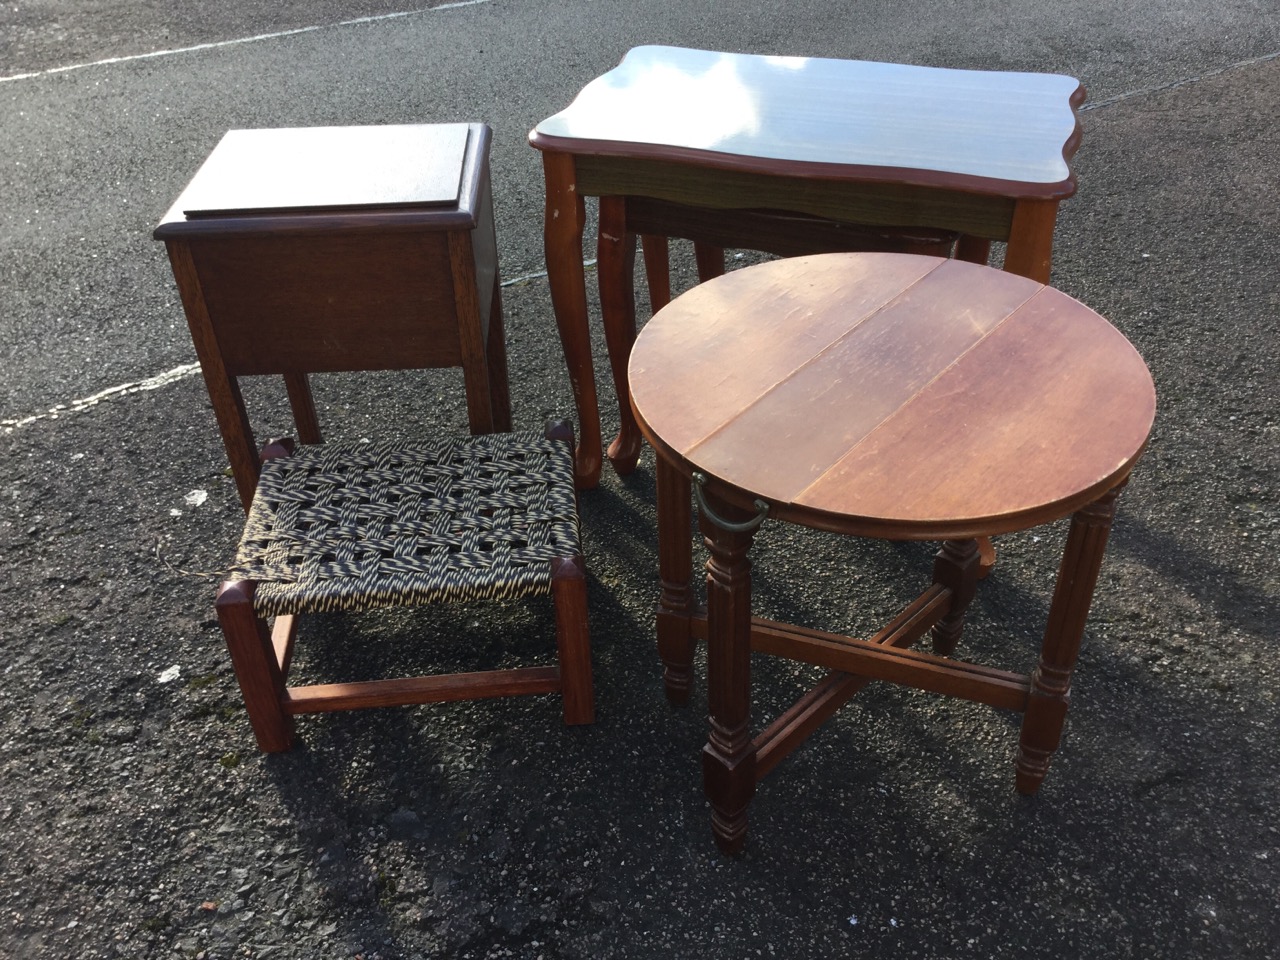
[629, 253, 1156, 540]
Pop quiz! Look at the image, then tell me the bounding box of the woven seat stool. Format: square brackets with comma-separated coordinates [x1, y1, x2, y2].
[216, 424, 594, 752]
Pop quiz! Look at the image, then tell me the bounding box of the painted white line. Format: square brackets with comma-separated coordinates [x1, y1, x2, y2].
[11, 50, 1277, 426]
[500, 258, 597, 288]
[3, 362, 203, 432]
[2, 258, 596, 433]
[1081, 49, 1280, 110]
[0, 0, 492, 83]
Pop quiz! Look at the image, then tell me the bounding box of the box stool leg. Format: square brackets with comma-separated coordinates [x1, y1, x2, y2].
[552, 555, 594, 725]
[215, 580, 294, 753]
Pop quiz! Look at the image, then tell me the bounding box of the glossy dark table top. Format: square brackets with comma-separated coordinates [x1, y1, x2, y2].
[533, 46, 1085, 197]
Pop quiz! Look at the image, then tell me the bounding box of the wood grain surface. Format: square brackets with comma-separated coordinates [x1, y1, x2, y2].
[629, 252, 1155, 538]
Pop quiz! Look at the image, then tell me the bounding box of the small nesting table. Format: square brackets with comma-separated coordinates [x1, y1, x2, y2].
[531, 45, 1085, 487]
[628, 252, 1155, 854]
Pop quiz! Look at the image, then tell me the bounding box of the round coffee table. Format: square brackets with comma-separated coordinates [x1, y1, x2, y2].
[628, 252, 1156, 854]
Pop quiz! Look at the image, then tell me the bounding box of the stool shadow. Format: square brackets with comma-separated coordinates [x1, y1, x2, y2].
[255, 593, 622, 951]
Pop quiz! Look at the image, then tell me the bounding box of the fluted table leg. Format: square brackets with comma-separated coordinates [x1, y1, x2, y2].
[930, 538, 981, 656]
[1017, 484, 1123, 793]
[698, 488, 759, 854]
[656, 456, 695, 704]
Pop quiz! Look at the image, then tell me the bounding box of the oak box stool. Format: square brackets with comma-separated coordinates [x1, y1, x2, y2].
[156, 124, 594, 750]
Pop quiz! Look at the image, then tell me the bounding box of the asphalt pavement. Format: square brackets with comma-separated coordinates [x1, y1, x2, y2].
[2, 1, 1278, 957]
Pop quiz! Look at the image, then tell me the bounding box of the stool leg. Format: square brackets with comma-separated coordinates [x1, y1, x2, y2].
[215, 581, 294, 753]
[693, 243, 726, 283]
[699, 490, 758, 855]
[597, 196, 644, 475]
[1016, 484, 1122, 794]
[930, 538, 981, 656]
[640, 235, 672, 312]
[551, 555, 595, 725]
[283, 373, 322, 444]
[485, 275, 513, 432]
[954, 235, 992, 266]
[656, 456, 695, 705]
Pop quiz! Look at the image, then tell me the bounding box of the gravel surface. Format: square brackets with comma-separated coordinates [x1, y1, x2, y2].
[2, 2, 1278, 957]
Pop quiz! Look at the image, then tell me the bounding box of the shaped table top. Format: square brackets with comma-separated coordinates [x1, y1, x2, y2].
[533, 46, 1085, 198]
[629, 253, 1154, 539]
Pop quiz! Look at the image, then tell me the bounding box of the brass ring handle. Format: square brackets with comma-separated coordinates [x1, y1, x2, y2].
[692, 472, 769, 534]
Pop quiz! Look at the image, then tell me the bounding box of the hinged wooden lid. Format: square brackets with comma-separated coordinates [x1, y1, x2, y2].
[175, 123, 470, 218]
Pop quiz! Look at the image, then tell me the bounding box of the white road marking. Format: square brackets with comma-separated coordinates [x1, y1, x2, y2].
[2, 261, 598, 433]
[3, 362, 203, 432]
[1080, 49, 1280, 110]
[0, 1, 493, 83]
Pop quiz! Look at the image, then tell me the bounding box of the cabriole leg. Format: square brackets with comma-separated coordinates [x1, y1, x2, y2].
[597, 196, 643, 474]
[541, 151, 602, 487]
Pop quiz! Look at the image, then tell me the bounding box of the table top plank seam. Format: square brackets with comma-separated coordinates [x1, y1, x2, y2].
[786, 286, 1053, 509]
[681, 261, 1043, 495]
[678, 257, 954, 461]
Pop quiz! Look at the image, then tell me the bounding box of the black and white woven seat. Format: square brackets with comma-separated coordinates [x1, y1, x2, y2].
[216, 425, 594, 752]
[159, 123, 594, 752]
